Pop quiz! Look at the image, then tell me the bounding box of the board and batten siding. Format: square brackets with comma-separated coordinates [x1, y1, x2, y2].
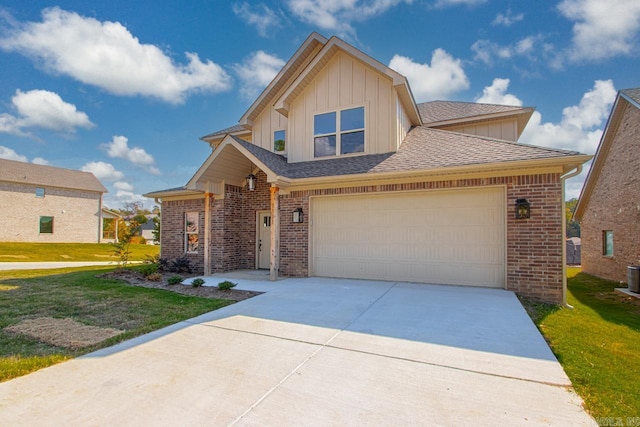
[441, 119, 518, 142]
[287, 51, 399, 163]
[252, 108, 288, 154]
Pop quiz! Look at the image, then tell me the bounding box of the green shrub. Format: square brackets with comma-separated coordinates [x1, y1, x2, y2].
[167, 276, 183, 285]
[191, 278, 205, 288]
[218, 280, 237, 290]
[146, 272, 162, 282]
[139, 263, 158, 277]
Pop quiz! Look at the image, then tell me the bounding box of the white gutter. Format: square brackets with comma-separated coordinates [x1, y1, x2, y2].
[560, 164, 583, 308]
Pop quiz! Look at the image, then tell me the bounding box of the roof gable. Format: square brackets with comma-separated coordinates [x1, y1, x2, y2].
[273, 36, 421, 126]
[238, 33, 328, 128]
[574, 88, 640, 220]
[0, 158, 107, 193]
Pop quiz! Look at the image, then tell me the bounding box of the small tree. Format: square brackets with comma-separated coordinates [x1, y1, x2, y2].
[113, 215, 146, 269]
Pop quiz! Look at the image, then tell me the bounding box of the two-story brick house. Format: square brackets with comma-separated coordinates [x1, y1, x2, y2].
[146, 33, 591, 304]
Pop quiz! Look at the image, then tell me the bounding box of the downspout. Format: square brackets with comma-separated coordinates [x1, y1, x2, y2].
[560, 165, 583, 308]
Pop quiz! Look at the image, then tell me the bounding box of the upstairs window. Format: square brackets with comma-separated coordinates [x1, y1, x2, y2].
[35, 187, 45, 198]
[39, 216, 53, 234]
[274, 130, 285, 152]
[314, 106, 364, 158]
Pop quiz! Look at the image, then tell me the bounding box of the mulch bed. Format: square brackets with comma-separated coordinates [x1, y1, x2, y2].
[99, 270, 262, 302]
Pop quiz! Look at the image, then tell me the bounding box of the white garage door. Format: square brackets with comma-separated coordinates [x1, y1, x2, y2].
[311, 187, 505, 288]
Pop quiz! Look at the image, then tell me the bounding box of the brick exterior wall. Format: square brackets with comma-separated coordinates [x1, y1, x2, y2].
[580, 104, 640, 283]
[0, 182, 102, 243]
[160, 198, 205, 273]
[160, 171, 564, 303]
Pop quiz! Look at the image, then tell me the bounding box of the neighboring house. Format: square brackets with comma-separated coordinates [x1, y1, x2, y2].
[574, 88, 640, 283]
[139, 214, 158, 244]
[146, 33, 590, 304]
[566, 237, 581, 266]
[101, 208, 122, 243]
[0, 158, 108, 243]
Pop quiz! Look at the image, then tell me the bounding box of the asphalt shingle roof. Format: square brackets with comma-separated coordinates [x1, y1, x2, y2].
[0, 158, 107, 193]
[233, 126, 580, 180]
[622, 88, 640, 105]
[201, 124, 248, 140]
[418, 101, 528, 125]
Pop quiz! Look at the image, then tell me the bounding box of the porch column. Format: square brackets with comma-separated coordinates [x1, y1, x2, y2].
[204, 192, 211, 276]
[270, 185, 280, 281]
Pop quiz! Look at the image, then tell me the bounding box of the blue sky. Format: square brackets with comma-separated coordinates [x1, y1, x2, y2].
[1, 0, 638, 208]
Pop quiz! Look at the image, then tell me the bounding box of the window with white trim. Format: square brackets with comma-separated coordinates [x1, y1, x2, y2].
[185, 212, 199, 253]
[314, 106, 364, 158]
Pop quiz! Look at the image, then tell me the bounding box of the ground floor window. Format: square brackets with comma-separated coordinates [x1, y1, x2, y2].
[39, 216, 53, 234]
[185, 212, 199, 253]
[603, 230, 614, 256]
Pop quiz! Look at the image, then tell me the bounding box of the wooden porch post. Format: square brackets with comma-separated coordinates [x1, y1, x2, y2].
[204, 192, 211, 276]
[270, 185, 280, 281]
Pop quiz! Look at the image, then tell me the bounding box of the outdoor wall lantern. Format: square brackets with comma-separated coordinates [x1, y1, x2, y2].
[246, 173, 256, 191]
[292, 207, 304, 223]
[515, 198, 531, 219]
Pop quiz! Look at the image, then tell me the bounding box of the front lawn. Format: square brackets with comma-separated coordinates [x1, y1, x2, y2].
[0, 267, 230, 382]
[0, 242, 159, 262]
[521, 268, 640, 420]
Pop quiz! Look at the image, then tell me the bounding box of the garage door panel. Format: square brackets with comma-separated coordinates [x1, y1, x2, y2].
[311, 188, 505, 288]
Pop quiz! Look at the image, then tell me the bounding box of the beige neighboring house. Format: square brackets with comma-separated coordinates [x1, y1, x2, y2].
[101, 208, 122, 243]
[146, 33, 591, 304]
[0, 158, 108, 243]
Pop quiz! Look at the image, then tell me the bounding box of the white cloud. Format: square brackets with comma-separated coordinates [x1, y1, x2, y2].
[475, 78, 523, 106]
[0, 146, 28, 162]
[101, 135, 160, 175]
[558, 0, 640, 62]
[0, 8, 232, 104]
[434, 0, 486, 7]
[114, 181, 134, 192]
[0, 89, 93, 136]
[286, 0, 413, 37]
[389, 49, 469, 101]
[32, 157, 49, 165]
[233, 51, 285, 99]
[81, 161, 124, 182]
[106, 190, 149, 210]
[471, 35, 545, 66]
[233, 2, 281, 37]
[520, 80, 617, 155]
[492, 9, 524, 26]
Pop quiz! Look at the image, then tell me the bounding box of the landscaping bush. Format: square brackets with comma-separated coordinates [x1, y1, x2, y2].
[191, 278, 205, 288]
[130, 236, 147, 245]
[146, 272, 162, 282]
[170, 255, 192, 274]
[139, 263, 158, 277]
[167, 276, 183, 285]
[218, 280, 237, 290]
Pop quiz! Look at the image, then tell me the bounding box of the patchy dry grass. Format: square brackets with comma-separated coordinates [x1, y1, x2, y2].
[0, 266, 230, 382]
[0, 242, 158, 262]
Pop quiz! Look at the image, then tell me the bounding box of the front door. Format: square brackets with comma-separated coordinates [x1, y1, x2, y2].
[258, 212, 271, 269]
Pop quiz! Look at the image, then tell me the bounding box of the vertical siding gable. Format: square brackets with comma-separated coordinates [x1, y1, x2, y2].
[287, 51, 397, 162]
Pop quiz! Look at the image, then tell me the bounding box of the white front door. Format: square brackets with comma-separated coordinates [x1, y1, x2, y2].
[258, 212, 271, 269]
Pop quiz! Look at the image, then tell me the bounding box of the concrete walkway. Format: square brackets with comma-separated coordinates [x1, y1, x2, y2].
[0, 261, 141, 270]
[0, 276, 596, 426]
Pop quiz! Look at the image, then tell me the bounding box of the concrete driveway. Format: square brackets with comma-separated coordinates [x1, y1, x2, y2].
[0, 276, 595, 426]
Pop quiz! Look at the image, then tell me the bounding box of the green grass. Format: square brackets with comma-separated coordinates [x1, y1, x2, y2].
[0, 242, 159, 262]
[521, 267, 640, 419]
[0, 266, 230, 382]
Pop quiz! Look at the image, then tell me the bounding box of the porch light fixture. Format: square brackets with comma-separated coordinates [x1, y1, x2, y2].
[246, 173, 256, 191]
[292, 207, 304, 223]
[515, 198, 531, 219]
